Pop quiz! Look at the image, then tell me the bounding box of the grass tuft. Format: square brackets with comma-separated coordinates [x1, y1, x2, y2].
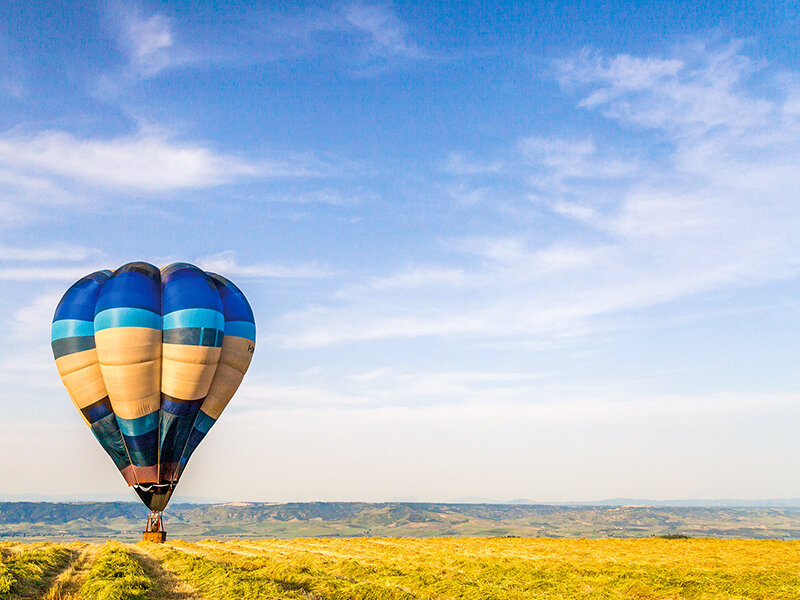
[78, 542, 152, 600]
[0, 543, 71, 599]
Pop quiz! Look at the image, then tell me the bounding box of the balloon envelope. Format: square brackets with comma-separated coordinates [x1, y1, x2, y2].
[51, 262, 255, 511]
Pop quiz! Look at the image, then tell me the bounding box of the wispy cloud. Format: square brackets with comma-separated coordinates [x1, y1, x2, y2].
[198, 250, 334, 280]
[0, 128, 323, 192]
[561, 42, 782, 136]
[0, 266, 104, 282]
[0, 244, 101, 262]
[103, 2, 193, 81]
[235, 368, 551, 411]
[273, 41, 800, 348]
[443, 153, 505, 176]
[519, 136, 637, 182]
[343, 3, 427, 60]
[10, 291, 62, 341]
[257, 3, 430, 75]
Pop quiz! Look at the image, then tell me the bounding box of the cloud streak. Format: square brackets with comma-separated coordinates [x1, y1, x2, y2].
[273, 41, 800, 348]
[0, 129, 328, 193]
[343, 4, 428, 60]
[198, 251, 334, 280]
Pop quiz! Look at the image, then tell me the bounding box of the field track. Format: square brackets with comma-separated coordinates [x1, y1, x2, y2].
[2, 538, 800, 599]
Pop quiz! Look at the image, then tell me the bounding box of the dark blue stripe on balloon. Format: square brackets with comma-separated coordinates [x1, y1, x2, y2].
[194, 410, 216, 434]
[161, 396, 204, 417]
[161, 262, 194, 280]
[53, 271, 111, 322]
[200, 327, 216, 346]
[208, 273, 255, 324]
[81, 396, 113, 423]
[159, 399, 204, 480]
[162, 263, 223, 313]
[90, 413, 131, 472]
[163, 327, 200, 345]
[162, 327, 223, 346]
[51, 336, 96, 359]
[180, 427, 207, 464]
[121, 429, 159, 467]
[175, 410, 217, 475]
[95, 265, 161, 315]
[116, 411, 159, 437]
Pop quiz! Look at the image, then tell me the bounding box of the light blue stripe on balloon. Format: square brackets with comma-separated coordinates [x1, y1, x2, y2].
[163, 308, 225, 331]
[94, 307, 161, 331]
[225, 320, 256, 342]
[116, 411, 159, 436]
[51, 319, 95, 341]
[194, 410, 216, 434]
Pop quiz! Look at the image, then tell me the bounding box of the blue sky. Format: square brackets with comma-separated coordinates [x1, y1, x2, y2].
[2, 0, 800, 503]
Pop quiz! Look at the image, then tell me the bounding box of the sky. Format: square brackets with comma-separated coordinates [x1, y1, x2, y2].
[1, 0, 800, 504]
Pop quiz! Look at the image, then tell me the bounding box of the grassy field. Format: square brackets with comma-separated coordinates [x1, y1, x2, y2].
[1, 537, 800, 599]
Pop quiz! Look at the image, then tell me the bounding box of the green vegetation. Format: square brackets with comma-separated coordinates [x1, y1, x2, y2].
[141, 545, 307, 599]
[140, 537, 800, 599]
[0, 543, 71, 599]
[78, 542, 152, 600]
[3, 537, 800, 598]
[6, 501, 800, 540]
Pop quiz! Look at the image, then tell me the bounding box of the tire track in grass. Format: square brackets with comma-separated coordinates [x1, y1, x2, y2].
[0, 543, 74, 600]
[148, 542, 323, 600]
[78, 541, 153, 600]
[42, 544, 97, 600]
[171, 541, 422, 600]
[131, 544, 203, 600]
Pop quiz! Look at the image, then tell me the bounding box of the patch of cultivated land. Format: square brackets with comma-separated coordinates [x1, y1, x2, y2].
[2, 538, 800, 599]
[7, 502, 800, 540]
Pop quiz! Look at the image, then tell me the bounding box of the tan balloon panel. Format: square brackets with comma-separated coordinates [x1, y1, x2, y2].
[201, 335, 255, 419]
[95, 327, 162, 365]
[95, 327, 162, 420]
[54, 348, 107, 426]
[161, 344, 222, 400]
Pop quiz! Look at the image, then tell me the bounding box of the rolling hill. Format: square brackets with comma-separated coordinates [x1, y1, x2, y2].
[3, 501, 800, 541]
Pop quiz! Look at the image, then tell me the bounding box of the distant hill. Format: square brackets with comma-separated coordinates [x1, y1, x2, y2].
[4, 501, 800, 541]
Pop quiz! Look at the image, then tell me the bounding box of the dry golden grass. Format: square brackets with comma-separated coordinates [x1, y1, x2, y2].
[0, 543, 73, 600]
[6, 537, 800, 599]
[148, 537, 800, 599]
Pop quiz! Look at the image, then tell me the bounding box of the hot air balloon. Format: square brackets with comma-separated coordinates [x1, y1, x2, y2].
[51, 262, 255, 541]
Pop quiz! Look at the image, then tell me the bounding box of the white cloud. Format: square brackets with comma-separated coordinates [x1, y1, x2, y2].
[443, 153, 505, 175]
[265, 3, 429, 75]
[107, 3, 187, 79]
[0, 244, 101, 262]
[273, 41, 800, 348]
[0, 129, 322, 192]
[0, 266, 104, 282]
[560, 42, 781, 136]
[198, 250, 333, 279]
[11, 291, 62, 341]
[343, 4, 427, 59]
[519, 136, 637, 181]
[124, 11, 172, 60]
